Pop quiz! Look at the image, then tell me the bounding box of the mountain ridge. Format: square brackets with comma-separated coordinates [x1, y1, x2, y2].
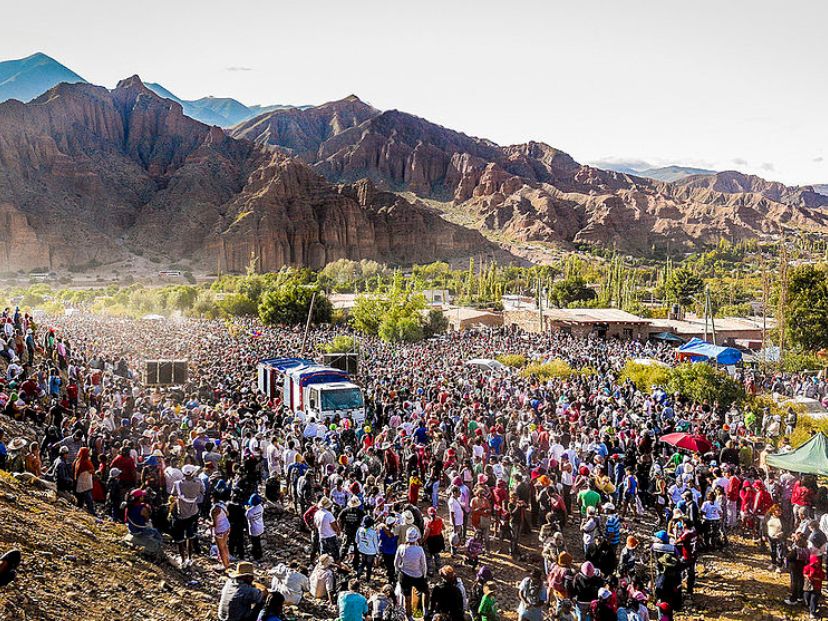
[231, 99, 828, 254]
[0, 76, 492, 272]
[0, 52, 86, 104]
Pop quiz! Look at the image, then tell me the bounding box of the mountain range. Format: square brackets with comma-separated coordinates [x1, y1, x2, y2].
[144, 82, 305, 127]
[0, 53, 301, 128]
[0, 53, 827, 272]
[590, 159, 718, 182]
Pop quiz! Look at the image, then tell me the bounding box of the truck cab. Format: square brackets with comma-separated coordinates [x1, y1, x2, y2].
[305, 381, 365, 424]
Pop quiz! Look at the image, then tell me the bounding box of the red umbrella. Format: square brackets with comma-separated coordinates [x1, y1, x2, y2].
[659, 432, 712, 454]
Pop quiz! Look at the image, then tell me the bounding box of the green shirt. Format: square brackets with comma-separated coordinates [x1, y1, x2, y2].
[478, 593, 498, 621]
[577, 489, 601, 514]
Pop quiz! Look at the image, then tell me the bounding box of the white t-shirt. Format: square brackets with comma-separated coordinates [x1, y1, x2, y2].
[701, 500, 722, 520]
[246, 504, 265, 536]
[314, 508, 337, 538]
[448, 496, 464, 527]
[164, 467, 184, 494]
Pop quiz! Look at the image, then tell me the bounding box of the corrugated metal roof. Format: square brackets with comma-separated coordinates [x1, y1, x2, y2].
[539, 308, 650, 323]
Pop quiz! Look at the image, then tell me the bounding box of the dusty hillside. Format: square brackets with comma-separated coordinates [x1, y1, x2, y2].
[0, 473, 215, 621]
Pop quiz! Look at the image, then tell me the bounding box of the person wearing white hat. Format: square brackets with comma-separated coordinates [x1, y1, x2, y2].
[395, 526, 429, 615]
[171, 462, 205, 568]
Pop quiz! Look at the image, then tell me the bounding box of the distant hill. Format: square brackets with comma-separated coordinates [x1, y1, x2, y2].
[637, 165, 717, 182]
[145, 82, 300, 127]
[812, 184, 828, 197]
[0, 52, 86, 103]
[591, 159, 716, 182]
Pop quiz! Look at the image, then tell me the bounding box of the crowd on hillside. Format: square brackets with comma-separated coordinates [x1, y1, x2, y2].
[1, 308, 828, 621]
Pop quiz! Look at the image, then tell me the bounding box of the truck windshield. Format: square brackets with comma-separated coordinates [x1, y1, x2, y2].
[321, 387, 364, 411]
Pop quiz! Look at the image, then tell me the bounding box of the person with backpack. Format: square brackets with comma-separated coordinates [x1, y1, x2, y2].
[516, 568, 547, 621]
[572, 561, 602, 620]
[469, 566, 493, 621]
[785, 530, 809, 606]
[429, 565, 466, 621]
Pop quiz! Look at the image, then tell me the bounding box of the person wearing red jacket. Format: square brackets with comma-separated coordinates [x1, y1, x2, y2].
[752, 481, 774, 543]
[803, 553, 825, 619]
[792, 479, 814, 508]
[739, 480, 756, 531]
[725, 472, 741, 531]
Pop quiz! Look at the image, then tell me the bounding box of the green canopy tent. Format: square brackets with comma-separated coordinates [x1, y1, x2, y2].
[766, 432, 828, 476]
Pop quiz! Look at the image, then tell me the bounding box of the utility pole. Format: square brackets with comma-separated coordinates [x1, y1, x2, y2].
[761, 261, 768, 353]
[778, 239, 789, 360]
[537, 275, 543, 333]
[709, 287, 717, 345]
[300, 292, 317, 357]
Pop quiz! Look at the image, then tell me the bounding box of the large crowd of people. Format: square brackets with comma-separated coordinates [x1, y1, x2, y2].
[1, 307, 827, 621]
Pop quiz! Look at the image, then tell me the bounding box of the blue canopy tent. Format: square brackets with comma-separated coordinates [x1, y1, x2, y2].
[676, 337, 742, 365]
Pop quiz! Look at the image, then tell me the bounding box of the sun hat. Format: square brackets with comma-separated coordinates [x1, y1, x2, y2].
[318, 497, 332, 508]
[318, 554, 334, 568]
[439, 565, 456, 578]
[580, 561, 595, 577]
[403, 510, 415, 525]
[626, 536, 639, 549]
[385, 515, 397, 526]
[182, 464, 200, 477]
[406, 527, 420, 542]
[228, 561, 256, 579]
[109, 467, 122, 478]
[7, 438, 26, 451]
[598, 587, 611, 600]
[557, 552, 573, 566]
[347, 495, 362, 508]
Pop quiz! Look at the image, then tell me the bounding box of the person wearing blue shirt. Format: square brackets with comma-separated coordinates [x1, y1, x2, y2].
[488, 433, 503, 456]
[338, 579, 368, 621]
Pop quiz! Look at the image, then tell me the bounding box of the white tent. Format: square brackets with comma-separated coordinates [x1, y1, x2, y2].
[782, 396, 828, 419]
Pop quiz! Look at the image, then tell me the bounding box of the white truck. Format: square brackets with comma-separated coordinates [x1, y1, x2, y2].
[257, 357, 365, 424]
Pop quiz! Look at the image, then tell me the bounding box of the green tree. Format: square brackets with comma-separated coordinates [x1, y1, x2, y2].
[422, 309, 449, 337]
[785, 263, 828, 351]
[379, 314, 423, 343]
[665, 267, 704, 307]
[350, 295, 387, 336]
[258, 283, 331, 326]
[550, 276, 596, 308]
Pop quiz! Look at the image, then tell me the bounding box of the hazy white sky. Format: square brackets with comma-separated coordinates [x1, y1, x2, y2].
[4, 0, 827, 185]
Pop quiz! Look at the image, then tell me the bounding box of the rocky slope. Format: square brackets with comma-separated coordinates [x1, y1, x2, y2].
[0, 78, 492, 272]
[0, 472, 216, 621]
[235, 100, 828, 254]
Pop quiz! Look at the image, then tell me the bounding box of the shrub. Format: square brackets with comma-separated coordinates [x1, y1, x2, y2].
[497, 354, 527, 368]
[666, 362, 744, 409]
[521, 359, 575, 381]
[619, 361, 670, 391]
[790, 414, 828, 448]
[217, 293, 258, 317]
[321, 335, 358, 354]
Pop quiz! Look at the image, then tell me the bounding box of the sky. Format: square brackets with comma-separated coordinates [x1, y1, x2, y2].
[3, 0, 827, 185]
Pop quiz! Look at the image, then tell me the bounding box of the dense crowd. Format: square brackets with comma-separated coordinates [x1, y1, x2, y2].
[1, 307, 828, 621]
